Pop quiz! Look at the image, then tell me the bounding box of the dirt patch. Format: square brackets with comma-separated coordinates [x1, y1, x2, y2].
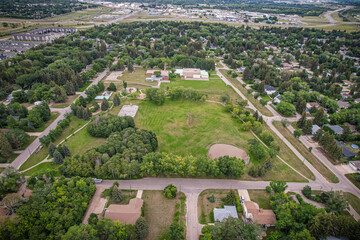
[208, 144, 248, 161]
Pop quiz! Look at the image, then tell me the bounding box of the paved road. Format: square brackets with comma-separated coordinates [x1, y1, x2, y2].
[10, 68, 109, 170]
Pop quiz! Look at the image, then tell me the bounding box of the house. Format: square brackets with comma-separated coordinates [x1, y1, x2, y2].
[349, 161, 360, 172]
[34, 101, 43, 106]
[355, 98, 360, 104]
[343, 80, 354, 86]
[338, 100, 350, 109]
[324, 124, 343, 135]
[145, 70, 169, 80]
[273, 92, 281, 104]
[213, 206, 238, 222]
[243, 201, 276, 228]
[340, 92, 351, 100]
[264, 85, 276, 95]
[104, 198, 143, 225]
[174, 68, 209, 80]
[254, 78, 262, 83]
[343, 122, 357, 133]
[312, 125, 321, 135]
[338, 142, 356, 159]
[307, 102, 321, 109]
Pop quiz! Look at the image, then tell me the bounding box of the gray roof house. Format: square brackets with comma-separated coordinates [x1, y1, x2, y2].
[213, 206, 238, 222]
[312, 125, 321, 135]
[337, 142, 356, 159]
[264, 85, 276, 95]
[324, 124, 343, 135]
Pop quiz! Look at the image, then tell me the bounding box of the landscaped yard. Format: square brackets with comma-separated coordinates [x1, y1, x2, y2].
[248, 189, 271, 209]
[135, 100, 306, 182]
[142, 190, 186, 240]
[273, 121, 338, 183]
[52, 94, 79, 108]
[219, 69, 273, 116]
[102, 189, 137, 208]
[198, 189, 232, 224]
[160, 75, 239, 102]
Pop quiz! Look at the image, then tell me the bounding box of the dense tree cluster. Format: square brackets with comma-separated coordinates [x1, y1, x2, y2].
[313, 130, 343, 160]
[146, 88, 165, 105]
[5, 128, 29, 150]
[0, 167, 24, 199]
[0, 177, 96, 239]
[168, 87, 205, 101]
[87, 114, 135, 138]
[40, 117, 71, 146]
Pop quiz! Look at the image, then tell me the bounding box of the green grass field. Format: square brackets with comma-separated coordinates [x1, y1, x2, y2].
[22, 162, 60, 176]
[344, 192, 360, 215]
[135, 100, 306, 182]
[248, 189, 271, 209]
[161, 75, 239, 102]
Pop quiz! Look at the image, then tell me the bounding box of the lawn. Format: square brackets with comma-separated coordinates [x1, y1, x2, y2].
[7, 153, 20, 163]
[344, 192, 360, 215]
[273, 121, 338, 183]
[22, 162, 60, 176]
[198, 189, 232, 224]
[135, 100, 306, 182]
[52, 94, 79, 108]
[219, 69, 273, 116]
[160, 75, 240, 102]
[19, 116, 88, 171]
[142, 190, 186, 240]
[78, 81, 92, 92]
[118, 68, 158, 87]
[63, 124, 106, 156]
[248, 189, 271, 209]
[103, 189, 137, 208]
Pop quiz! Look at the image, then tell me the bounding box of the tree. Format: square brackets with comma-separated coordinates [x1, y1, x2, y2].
[62, 144, 71, 158]
[113, 94, 121, 106]
[168, 223, 184, 240]
[0, 167, 24, 198]
[341, 125, 351, 141]
[154, 71, 161, 77]
[135, 217, 149, 239]
[49, 143, 56, 157]
[253, 111, 259, 121]
[107, 82, 117, 91]
[258, 81, 265, 93]
[296, 98, 306, 114]
[269, 181, 288, 193]
[297, 111, 307, 129]
[146, 88, 165, 105]
[294, 129, 302, 138]
[163, 184, 177, 199]
[303, 120, 313, 135]
[53, 150, 64, 165]
[210, 217, 261, 240]
[123, 81, 127, 89]
[302, 185, 312, 199]
[5, 129, 29, 150]
[313, 107, 325, 126]
[127, 62, 134, 72]
[112, 185, 123, 203]
[0, 193, 22, 212]
[0, 131, 13, 160]
[220, 94, 230, 103]
[276, 102, 296, 116]
[243, 67, 254, 81]
[224, 190, 237, 205]
[325, 191, 349, 213]
[101, 99, 109, 111]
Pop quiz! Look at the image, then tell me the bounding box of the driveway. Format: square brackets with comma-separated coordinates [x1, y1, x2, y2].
[82, 186, 107, 224]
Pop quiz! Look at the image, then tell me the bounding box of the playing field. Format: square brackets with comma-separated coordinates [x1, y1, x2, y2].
[135, 100, 306, 182]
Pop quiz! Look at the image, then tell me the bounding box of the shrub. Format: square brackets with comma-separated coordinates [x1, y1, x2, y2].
[302, 185, 312, 199]
[135, 217, 149, 239]
[207, 194, 215, 203]
[266, 186, 272, 193]
[163, 184, 177, 199]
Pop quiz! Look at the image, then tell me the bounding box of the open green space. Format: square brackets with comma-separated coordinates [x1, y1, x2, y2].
[142, 190, 186, 240]
[22, 162, 60, 176]
[198, 189, 232, 224]
[135, 100, 306, 182]
[161, 75, 239, 102]
[248, 189, 271, 209]
[20, 116, 88, 171]
[52, 94, 79, 108]
[117, 68, 158, 87]
[47, 7, 113, 21]
[273, 121, 338, 183]
[7, 153, 20, 163]
[63, 123, 106, 156]
[78, 81, 92, 92]
[219, 69, 273, 116]
[344, 192, 360, 215]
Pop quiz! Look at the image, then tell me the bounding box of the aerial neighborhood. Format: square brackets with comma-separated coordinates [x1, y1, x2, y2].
[0, 0, 360, 240]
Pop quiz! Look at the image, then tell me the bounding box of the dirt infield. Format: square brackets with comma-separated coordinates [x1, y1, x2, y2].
[208, 144, 248, 161]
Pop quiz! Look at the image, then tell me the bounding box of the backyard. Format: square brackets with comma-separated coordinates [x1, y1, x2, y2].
[248, 189, 271, 209]
[142, 190, 186, 240]
[197, 189, 232, 224]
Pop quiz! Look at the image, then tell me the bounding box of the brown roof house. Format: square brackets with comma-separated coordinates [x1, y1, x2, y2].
[104, 198, 143, 225]
[243, 201, 276, 228]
